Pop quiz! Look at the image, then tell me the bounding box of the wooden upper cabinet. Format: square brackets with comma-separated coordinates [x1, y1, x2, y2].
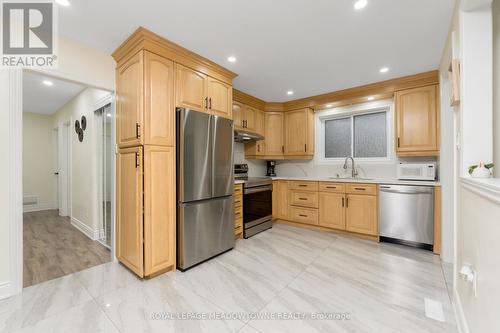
[319, 192, 345, 230]
[233, 102, 244, 129]
[175, 64, 207, 112]
[345, 194, 378, 236]
[143, 146, 175, 276]
[116, 51, 144, 148]
[144, 51, 174, 146]
[254, 109, 265, 136]
[265, 112, 284, 156]
[207, 77, 232, 118]
[117, 147, 144, 277]
[395, 85, 439, 156]
[284, 108, 314, 157]
[243, 106, 257, 131]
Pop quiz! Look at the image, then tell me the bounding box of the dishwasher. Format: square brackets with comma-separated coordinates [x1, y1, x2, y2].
[379, 185, 434, 251]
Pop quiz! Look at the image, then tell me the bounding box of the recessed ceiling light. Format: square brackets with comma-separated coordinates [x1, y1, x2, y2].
[379, 67, 389, 73]
[286, 90, 294, 96]
[55, 0, 70, 6]
[42, 80, 53, 86]
[354, 0, 368, 10]
[326, 104, 333, 108]
[227, 56, 237, 63]
[367, 96, 375, 101]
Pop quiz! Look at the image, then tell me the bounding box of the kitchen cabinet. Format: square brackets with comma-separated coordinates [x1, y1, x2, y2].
[318, 192, 345, 230]
[264, 112, 284, 157]
[289, 206, 318, 225]
[233, 102, 244, 129]
[272, 180, 289, 220]
[395, 85, 439, 156]
[117, 147, 144, 277]
[175, 64, 233, 119]
[284, 108, 315, 158]
[345, 194, 378, 236]
[116, 50, 175, 148]
[234, 184, 243, 238]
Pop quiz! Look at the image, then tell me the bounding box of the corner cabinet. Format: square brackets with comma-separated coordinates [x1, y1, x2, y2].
[395, 85, 440, 156]
[113, 27, 236, 278]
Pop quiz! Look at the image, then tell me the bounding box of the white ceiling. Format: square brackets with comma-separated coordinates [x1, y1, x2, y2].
[23, 71, 85, 115]
[58, 0, 455, 102]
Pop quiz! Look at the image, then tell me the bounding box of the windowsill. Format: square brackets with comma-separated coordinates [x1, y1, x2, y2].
[460, 177, 500, 204]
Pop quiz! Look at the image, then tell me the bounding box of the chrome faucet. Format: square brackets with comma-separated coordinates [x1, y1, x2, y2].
[343, 157, 358, 178]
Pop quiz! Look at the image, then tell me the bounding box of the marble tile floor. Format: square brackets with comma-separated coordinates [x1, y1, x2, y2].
[1, 223, 458, 333]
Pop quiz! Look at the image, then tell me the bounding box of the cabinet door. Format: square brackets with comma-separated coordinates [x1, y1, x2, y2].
[346, 194, 377, 236]
[233, 102, 244, 129]
[264, 112, 284, 156]
[272, 180, 288, 219]
[117, 147, 144, 277]
[116, 51, 143, 148]
[243, 106, 256, 131]
[175, 64, 207, 111]
[254, 109, 265, 136]
[207, 77, 232, 118]
[144, 146, 175, 276]
[284, 109, 309, 156]
[395, 85, 439, 155]
[319, 192, 345, 230]
[144, 51, 174, 146]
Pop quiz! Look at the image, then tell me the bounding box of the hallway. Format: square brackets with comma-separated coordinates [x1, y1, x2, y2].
[23, 210, 110, 287]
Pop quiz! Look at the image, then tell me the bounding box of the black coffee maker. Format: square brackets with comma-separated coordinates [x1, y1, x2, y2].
[266, 160, 276, 177]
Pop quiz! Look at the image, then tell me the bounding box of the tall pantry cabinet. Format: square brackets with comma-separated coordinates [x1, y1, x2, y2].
[113, 27, 236, 278]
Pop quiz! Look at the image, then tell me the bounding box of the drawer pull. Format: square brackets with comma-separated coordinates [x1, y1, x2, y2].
[299, 214, 308, 218]
[299, 198, 308, 200]
[354, 187, 366, 191]
[326, 186, 337, 189]
[298, 184, 307, 187]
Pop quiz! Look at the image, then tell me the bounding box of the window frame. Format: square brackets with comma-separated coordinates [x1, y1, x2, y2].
[315, 100, 394, 164]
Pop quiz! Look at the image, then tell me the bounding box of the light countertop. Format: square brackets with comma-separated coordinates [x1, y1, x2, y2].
[234, 180, 245, 185]
[271, 176, 440, 187]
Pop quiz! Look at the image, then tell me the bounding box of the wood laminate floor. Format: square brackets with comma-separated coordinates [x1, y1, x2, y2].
[23, 210, 110, 288]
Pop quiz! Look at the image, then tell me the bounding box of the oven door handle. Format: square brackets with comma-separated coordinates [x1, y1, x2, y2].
[244, 185, 273, 194]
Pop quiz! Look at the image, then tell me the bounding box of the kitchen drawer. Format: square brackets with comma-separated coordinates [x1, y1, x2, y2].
[235, 206, 243, 220]
[234, 195, 243, 208]
[234, 224, 243, 235]
[234, 217, 243, 229]
[290, 190, 318, 208]
[289, 181, 318, 192]
[234, 184, 243, 196]
[289, 206, 318, 225]
[346, 183, 377, 195]
[319, 182, 346, 193]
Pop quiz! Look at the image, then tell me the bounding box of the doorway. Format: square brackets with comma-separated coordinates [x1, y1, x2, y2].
[22, 70, 113, 287]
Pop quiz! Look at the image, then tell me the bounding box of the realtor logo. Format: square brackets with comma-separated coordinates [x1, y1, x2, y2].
[1, 0, 57, 68]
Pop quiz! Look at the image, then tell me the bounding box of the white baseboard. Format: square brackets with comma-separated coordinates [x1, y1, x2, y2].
[71, 217, 100, 240]
[0, 281, 11, 300]
[23, 202, 57, 213]
[453, 288, 470, 333]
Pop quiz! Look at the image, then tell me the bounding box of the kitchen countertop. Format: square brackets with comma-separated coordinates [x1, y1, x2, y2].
[271, 176, 440, 187]
[234, 179, 245, 185]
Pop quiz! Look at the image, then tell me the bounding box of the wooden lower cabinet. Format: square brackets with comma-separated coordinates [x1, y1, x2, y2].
[318, 192, 345, 230]
[289, 206, 318, 225]
[345, 194, 378, 236]
[272, 180, 289, 220]
[117, 145, 176, 278]
[234, 184, 243, 238]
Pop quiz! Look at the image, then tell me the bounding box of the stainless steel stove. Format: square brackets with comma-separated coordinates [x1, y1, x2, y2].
[234, 164, 273, 238]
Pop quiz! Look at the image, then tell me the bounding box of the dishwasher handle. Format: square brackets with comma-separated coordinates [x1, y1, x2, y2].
[379, 185, 434, 195]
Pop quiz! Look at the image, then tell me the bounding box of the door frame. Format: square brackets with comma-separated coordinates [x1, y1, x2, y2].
[5, 68, 116, 298]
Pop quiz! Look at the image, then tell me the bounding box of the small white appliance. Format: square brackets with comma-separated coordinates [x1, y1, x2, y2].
[397, 163, 437, 181]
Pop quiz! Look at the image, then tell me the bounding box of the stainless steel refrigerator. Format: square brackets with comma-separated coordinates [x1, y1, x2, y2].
[176, 108, 235, 270]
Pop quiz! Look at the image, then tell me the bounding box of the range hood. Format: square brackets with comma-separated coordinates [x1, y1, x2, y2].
[234, 129, 264, 142]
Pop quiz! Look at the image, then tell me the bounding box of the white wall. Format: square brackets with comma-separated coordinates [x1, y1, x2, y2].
[493, 0, 500, 176]
[22, 113, 57, 212]
[52, 87, 111, 239]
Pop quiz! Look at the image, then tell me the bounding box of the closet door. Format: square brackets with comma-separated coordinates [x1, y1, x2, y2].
[117, 147, 144, 277]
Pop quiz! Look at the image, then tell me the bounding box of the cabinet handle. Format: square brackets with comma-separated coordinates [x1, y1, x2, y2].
[209, 97, 212, 109]
[397, 137, 400, 147]
[205, 97, 208, 109]
[346, 198, 349, 208]
[354, 188, 366, 191]
[298, 185, 307, 187]
[257, 144, 260, 152]
[326, 186, 336, 189]
[282, 145, 284, 153]
[135, 152, 140, 168]
[136, 123, 141, 139]
[342, 197, 345, 207]
[299, 198, 307, 200]
[299, 214, 308, 218]
[304, 144, 307, 152]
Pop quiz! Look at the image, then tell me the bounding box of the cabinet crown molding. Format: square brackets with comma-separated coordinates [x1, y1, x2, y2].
[112, 27, 237, 84]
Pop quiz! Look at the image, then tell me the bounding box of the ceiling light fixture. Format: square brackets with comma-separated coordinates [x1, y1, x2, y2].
[227, 56, 237, 63]
[379, 67, 389, 73]
[367, 96, 375, 101]
[55, 0, 70, 6]
[286, 90, 294, 96]
[354, 0, 368, 10]
[42, 80, 53, 86]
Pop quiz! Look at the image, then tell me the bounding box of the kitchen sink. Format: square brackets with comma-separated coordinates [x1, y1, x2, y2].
[328, 176, 374, 181]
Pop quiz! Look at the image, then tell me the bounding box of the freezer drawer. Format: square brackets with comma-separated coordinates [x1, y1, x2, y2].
[177, 196, 235, 270]
[379, 185, 434, 249]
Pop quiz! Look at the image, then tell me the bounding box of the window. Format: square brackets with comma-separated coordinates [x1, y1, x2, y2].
[321, 108, 389, 160]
